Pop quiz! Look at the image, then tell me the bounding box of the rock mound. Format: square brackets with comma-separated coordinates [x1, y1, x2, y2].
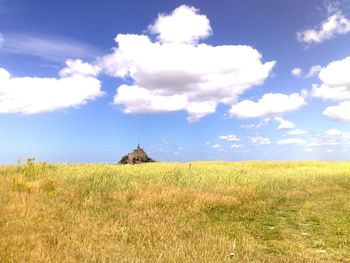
[118, 145, 155, 164]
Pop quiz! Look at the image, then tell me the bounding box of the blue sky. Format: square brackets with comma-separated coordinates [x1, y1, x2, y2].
[0, 0, 350, 164]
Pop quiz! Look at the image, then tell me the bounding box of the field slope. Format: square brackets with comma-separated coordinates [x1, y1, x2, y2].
[1, 161, 350, 262]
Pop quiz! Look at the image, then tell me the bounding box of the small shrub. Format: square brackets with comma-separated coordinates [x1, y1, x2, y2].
[23, 157, 38, 179]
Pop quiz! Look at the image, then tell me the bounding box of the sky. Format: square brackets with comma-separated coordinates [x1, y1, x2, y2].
[0, 0, 350, 164]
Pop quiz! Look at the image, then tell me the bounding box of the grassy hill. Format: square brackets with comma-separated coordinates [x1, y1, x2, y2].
[1, 161, 350, 262]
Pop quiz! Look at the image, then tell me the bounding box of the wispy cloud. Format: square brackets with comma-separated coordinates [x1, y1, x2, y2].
[287, 129, 308, 135]
[219, 134, 240, 142]
[306, 65, 322, 78]
[248, 136, 271, 145]
[240, 118, 270, 129]
[0, 33, 102, 62]
[277, 138, 305, 145]
[305, 129, 350, 147]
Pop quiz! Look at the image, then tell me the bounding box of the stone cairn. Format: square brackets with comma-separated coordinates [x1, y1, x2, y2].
[118, 144, 155, 164]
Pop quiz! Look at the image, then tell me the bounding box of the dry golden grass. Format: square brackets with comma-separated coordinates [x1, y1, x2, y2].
[0, 161, 350, 262]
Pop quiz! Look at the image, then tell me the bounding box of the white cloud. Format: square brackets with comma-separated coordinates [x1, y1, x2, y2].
[297, 11, 350, 45]
[59, 59, 101, 77]
[102, 5, 275, 122]
[148, 5, 212, 44]
[323, 101, 350, 121]
[274, 117, 295, 130]
[248, 136, 271, 145]
[325, 129, 343, 136]
[0, 33, 101, 61]
[304, 148, 313, 152]
[325, 129, 350, 137]
[291, 67, 302, 77]
[310, 56, 350, 121]
[312, 84, 350, 101]
[219, 134, 240, 142]
[229, 93, 305, 119]
[316, 56, 350, 97]
[319, 56, 350, 87]
[306, 65, 322, 78]
[231, 144, 243, 148]
[240, 118, 270, 129]
[301, 129, 350, 147]
[277, 138, 305, 145]
[306, 141, 341, 147]
[0, 60, 103, 114]
[212, 144, 222, 149]
[305, 129, 350, 147]
[290, 65, 322, 79]
[114, 85, 187, 114]
[287, 129, 308, 135]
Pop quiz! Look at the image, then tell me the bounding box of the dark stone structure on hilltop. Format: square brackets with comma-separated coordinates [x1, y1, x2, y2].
[118, 144, 155, 164]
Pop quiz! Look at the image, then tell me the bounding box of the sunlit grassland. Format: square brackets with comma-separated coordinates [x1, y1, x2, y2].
[1, 161, 350, 262]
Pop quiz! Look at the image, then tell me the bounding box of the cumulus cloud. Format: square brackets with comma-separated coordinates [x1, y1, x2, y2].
[248, 136, 271, 145]
[277, 138, 305, 145]
[102, 5, 275, 122]
[274, 117, 295, 130]
[0, 60, 103, 114]
[297, 11, 350, 45]
[114, 85, 188, 114]
[148, 5, 212, 44]
[59, 59, 101, 77]
[319, 56, 350, 87]
[229, 93, 306, 119]
[310, 56, 350, 121]
[291, 67, 302, 77]
[323, 101, 350, 121]
[219, 134, 240, 142]
[312, 84, 350, 101]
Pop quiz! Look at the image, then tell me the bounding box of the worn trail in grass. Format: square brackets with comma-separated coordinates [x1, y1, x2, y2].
[1, 161, 350, 262]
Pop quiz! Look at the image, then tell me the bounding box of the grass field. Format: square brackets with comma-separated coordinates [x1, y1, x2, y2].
[1, 160, 350, 262]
